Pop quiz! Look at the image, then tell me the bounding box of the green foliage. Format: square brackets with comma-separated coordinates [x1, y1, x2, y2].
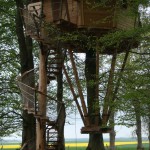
[98, 25, 150, 51]
[0, 0, 22, 137]
[84, 0, 149, 12]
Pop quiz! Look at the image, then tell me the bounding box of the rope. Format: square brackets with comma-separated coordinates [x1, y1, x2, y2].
[17, 69, 64, 105]
[74, 104, 77, 150]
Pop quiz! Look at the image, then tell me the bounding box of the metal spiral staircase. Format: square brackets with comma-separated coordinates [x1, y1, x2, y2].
[17, 46, 64, 150]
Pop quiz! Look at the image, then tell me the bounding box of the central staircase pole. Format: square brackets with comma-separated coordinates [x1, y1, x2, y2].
[36, 47, 47, 150]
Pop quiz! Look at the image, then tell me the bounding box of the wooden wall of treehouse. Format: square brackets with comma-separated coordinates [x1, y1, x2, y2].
[43, 0, 78, 24]
[43, 0, 53, 23]
[42, 0, 137, 30]
[116, 8, 137, 29]
[81, 1, 115, 29]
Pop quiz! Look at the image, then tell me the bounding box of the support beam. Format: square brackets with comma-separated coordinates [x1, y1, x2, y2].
[95, 50, 100, 125]
[68, 50, 89, 126]
[62, 65, 86, 126]
[102, 53, 117, 125]
[107, 51, 129, 122]
[36, 47, 47, 150]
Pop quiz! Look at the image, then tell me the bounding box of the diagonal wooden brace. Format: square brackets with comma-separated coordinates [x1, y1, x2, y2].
[68, 50, 89, 126]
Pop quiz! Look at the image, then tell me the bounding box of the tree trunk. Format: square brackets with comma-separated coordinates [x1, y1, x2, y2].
[133, 100, 144, 150]
[15, 0, 36, 149]
[57, 50, 66, 150]
[148, 117, 150, 150]
[109, 112, 116, 150]
[136, 115, 143, 150]
[36, 49, 47, 150]
[85, 49, 105, 150]
[87, 134, 105, 150]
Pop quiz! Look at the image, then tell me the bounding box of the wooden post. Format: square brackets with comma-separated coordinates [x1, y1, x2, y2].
[68, 50, 89, 126]
[36, 48, 47, 150]
[102, 53, 117, 125]
[62, 65, 86, 126]
[95, 50, 100, 125]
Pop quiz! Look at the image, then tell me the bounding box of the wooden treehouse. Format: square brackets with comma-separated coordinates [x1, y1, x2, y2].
[21, 0, 139, 52]
[18, 0, 139, 149]
[24, 0, 138, 29]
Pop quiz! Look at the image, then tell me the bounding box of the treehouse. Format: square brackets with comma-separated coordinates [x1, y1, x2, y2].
[19, 0, 140, 140]
[22, 0, 139, 38]
[25, 0, 137, 29]
[21, 0, 139, 54]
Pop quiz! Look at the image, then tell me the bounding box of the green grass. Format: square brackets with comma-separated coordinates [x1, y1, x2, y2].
[66, 145, 149, 150]
[0, 143, 149, 150]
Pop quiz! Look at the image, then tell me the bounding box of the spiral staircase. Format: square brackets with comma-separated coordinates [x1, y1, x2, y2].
[17, 45, 64, 150]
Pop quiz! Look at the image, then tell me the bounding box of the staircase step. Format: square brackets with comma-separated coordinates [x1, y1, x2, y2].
[48, 66, 61, 69]
[46, 146, 57, 150]
[50, 57, 62, 60]
[48, 52, 58, 55]
[49, 62, 62, 64]
[47, 140, 59, 143]
[47, 71, 60, 75]
[47, 143, 58, 147]
[46, 120, 56, 126]
[47, 69, 61, 73]
[28, 111, 35, 114]
[47, 76, 56, 80]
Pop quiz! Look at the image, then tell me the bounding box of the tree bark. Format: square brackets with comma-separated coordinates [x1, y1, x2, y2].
[148, 117, 150, 150]
[87, 133, 105, 150]
[109, 112, 116, 150]
[136, 115, 143, 150]
[36, 49, 47, 150]
[15, 0, 36, 149]
[57, 50, 66, 150]
[133, 100, 144, 150]
[85, 49, 105, 150]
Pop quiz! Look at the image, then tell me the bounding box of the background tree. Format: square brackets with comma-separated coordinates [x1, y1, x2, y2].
[0, 0, 21, 137]
[15, 0, 36, 149]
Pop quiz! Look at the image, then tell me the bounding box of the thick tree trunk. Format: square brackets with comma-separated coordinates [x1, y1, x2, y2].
[133, 100, 144, 150]
[136, 115, 143, 150]
[87, 133, 105, 150]
[57, 51, 66, 150]
[148, 117, 150, 150]
[36, 49, 47, 150]
[109, 112, 116, 150]
[15, 0, 36, 149]
[85, 49, 105, 150]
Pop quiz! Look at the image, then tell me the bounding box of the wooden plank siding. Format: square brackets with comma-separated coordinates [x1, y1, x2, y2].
[42, 0, 137, 30]
[67, 0, 78, 24]
[51, 0, 62, 21]
[43, 0, 53, 22]
[82, 5, 115, 29]
[116, 8, 136, 30]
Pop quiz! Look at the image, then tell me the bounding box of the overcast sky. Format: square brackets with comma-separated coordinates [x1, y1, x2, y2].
[64, 117, 136, 139]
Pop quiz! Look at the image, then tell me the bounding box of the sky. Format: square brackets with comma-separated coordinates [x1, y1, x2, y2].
[64, 116, 135, 139]
[2, 110, 137, 141]
[2, 122, 134, 141]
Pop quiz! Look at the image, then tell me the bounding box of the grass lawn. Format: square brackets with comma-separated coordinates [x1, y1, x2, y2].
[0, 143, 149, 150]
